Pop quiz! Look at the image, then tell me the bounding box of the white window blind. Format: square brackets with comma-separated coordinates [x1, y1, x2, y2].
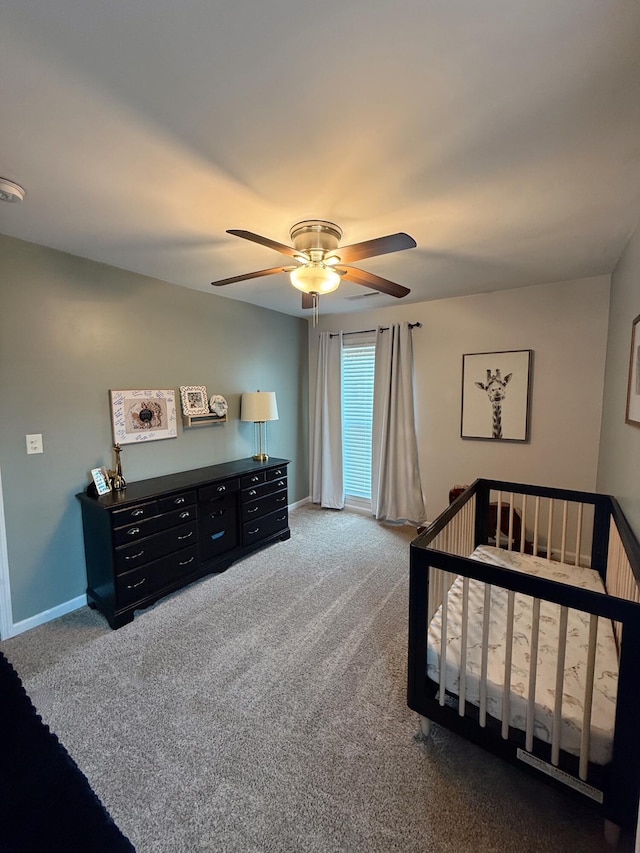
[342, 337, 375, 500]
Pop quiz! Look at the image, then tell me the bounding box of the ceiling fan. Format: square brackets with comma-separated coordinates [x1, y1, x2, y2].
[211, 220, 416, 321]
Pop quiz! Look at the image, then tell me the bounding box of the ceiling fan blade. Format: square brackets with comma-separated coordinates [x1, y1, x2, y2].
[227, 229, 302, 259]
[211, 266, 293, 286]
[340, 266, 410, 298]
[330, 232, 416, 264]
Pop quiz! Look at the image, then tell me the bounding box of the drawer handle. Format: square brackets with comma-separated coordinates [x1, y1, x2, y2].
[274, 469, 282, 476]
[125, 550, 145, 561]
[174, 497, 185, 505]
[179, 511, 191, 519]
[250, 475, 259, 483]
[248, 489, 257, 496]
[127, 527, 141, 536]
[126, 577, 146, 589]
[179, 556, 195, 567]
[217, 485, 226, 493]
[210, 531, 226, 541]
[247, 528, 260, 535]
[277, 480, 285, 487]
[276, 496, 286, 503]
[177, 531, 194, 540]
[276, 515, 286, 522]
[248, 507, 259, 514]
[210, 509, 225, 518]
[131, 509, 145, 517]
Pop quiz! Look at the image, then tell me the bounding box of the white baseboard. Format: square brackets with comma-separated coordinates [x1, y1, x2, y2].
[5, 593, 88, 639]
[289, 496, 311, 510]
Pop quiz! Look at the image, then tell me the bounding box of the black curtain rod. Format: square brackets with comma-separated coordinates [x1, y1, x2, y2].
[329, 322, 422, 338]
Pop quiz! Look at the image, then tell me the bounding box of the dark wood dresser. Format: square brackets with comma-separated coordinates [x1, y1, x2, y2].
[77, 458, 290, 628]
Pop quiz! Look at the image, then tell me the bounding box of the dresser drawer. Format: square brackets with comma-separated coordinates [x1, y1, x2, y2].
[241, 489, 288, 522]
[112, 505, 197, 546]
[112, 500, 158, 527]
[114, 521, 198, 573]
[241, 471, 266, 488]
[200, 513, 238, 562]
[242, 507, 288, 545]
[242, 477, 287, 502]
[157, 490, 196, 513]
[266, 465, 287, 481]
[116, 545, 198, 607]
[200, 501, 235, 529]
[198, 491, 236, 515]
[199, 478, 240, 502]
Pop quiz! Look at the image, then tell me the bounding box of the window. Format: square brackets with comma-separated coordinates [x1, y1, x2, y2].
[341, 336, 375, 500]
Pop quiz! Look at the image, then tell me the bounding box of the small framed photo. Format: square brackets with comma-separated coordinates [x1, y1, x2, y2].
[180, 385, 209, 416]
[110, 389, 178, 445]
[461, 350, 532, 442]
[91, 467, 112, 496]
[626, 314, 640, 427]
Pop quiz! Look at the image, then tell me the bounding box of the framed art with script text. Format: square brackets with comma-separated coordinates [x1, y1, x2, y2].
[110, 389, 177, 444]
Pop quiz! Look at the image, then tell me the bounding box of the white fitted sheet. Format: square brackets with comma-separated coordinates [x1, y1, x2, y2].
[426, 545, 618, 765]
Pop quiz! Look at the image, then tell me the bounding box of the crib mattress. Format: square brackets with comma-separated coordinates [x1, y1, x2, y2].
[426, 546, 618, 765]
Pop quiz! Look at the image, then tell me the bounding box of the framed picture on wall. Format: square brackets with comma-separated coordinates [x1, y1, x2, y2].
[110, 389, 178, 445]
[461, 350, 532, 441]
[180, 385, 209, 416]
[626, 314, 640, 427]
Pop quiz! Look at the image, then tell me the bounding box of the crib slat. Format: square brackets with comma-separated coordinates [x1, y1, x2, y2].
[502, 589, 515, 738]
[439, 572, 450, 707]
[574, 503, 583, 567]
[479, 583, 491, 727]
[459, 576, 469, 715]
[507, 494, 515, 552]
[520, 495, 527, 553]
[547, 498, 555, 561]
[560, 501, 569, 564]
[533, 497, 541, 556]
[526, 597, 541, 752]
[495, 491, 502, 549]
[579, 614, 599, 780]
[551, 605, 569, 766]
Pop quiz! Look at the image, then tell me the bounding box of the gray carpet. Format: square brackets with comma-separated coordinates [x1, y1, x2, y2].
[2, 504, 632, 852]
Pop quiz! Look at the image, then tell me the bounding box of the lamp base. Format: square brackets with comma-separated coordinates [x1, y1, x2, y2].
[252, 453, 269, 462]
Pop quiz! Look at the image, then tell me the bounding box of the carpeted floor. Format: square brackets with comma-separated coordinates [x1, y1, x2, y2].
[2, 504, 634, 852]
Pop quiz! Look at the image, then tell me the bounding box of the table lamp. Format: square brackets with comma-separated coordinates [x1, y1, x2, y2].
[241, 391, 279, 461]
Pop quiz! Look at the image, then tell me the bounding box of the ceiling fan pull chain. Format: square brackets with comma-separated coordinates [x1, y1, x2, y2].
[313, 293, 319, 327]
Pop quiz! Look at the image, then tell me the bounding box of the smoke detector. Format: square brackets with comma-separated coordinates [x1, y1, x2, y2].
[0, 178, 25, 203]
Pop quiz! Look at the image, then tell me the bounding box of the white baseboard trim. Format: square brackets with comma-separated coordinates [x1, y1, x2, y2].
[289, 496, 311, 510]
[0, 466, 13, 640]
[6, 593, 88, 639]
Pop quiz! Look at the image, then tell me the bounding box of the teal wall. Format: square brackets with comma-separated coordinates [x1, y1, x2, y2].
[0, 234, 309, 624]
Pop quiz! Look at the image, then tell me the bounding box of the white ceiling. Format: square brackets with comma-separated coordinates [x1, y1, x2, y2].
[1, 0, 640, 318]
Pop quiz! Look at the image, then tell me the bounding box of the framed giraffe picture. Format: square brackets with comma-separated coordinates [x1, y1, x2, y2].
[625, 314, 640, 427]
[461, 349, 532, 441]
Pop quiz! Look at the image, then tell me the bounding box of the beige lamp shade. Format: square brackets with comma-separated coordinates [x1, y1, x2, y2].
[241, 391, 279, 423]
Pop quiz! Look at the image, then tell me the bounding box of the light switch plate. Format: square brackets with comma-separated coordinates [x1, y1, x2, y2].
[26, 433, 43, 454]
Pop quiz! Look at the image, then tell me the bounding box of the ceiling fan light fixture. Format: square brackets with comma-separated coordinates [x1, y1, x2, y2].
[0, 178, 25, 203]
[290, 263, 341, 294]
